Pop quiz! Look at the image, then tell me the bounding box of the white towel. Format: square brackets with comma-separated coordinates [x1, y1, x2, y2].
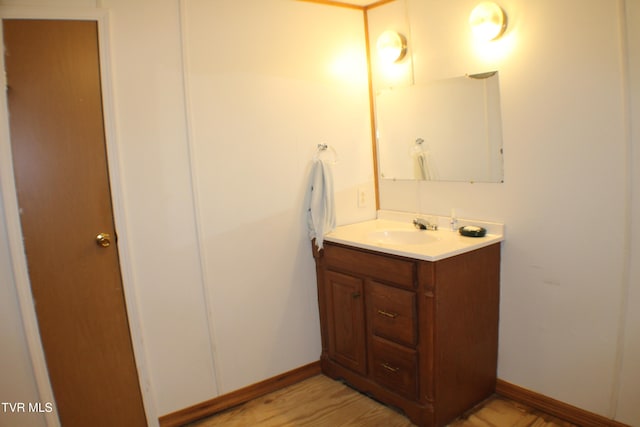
[305, 159, 335, 249]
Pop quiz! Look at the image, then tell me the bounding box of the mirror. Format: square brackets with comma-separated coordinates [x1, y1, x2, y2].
[375, 72, 504, 182]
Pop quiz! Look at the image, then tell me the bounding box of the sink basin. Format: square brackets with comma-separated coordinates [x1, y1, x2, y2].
[323, 214, 504, 261]
[367, 229, 439, 246]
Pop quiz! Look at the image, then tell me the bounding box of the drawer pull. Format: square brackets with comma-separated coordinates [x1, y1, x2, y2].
[381, 362, 399, 373]
[352, 292, 361, 299]
[377, 309, 398, 319]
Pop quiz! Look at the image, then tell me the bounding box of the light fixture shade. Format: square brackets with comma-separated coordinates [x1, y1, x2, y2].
[376, 30, 407, 63]
[469, 2, 507, 41]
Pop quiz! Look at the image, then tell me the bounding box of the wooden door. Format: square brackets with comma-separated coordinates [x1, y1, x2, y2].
[3, 19, 147, 426]
[325, 270, 367, 375]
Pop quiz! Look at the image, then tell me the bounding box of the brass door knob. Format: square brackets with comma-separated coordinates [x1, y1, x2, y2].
[96, 233, 111, 248]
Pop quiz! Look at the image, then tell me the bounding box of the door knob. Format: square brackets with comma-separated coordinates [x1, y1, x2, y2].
[96, 233, 111, 248]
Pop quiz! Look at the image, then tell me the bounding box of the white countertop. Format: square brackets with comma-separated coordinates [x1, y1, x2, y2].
[324, 211, 504, 262]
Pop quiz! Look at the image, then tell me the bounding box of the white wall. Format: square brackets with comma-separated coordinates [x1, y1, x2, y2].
[98, 0, 225, 415]
[181, 0, 374, 394]
[374, 0, 637, 423]
[0, 197, 45, 427]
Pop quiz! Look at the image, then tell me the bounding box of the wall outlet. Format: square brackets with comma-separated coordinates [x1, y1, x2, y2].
[357, 187, 367, 208]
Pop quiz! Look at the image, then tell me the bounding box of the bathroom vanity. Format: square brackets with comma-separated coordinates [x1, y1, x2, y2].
[312, 213, 503, 427]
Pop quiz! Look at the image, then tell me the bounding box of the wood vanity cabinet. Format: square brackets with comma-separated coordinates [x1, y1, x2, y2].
[312, 241, 501, 427]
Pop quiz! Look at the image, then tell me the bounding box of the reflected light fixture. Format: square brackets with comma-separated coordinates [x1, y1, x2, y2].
[376, 30, 407, 63]
[469, 2, 507, 41]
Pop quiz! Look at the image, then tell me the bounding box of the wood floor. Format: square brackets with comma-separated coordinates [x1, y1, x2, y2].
[186, 375, 577, 427]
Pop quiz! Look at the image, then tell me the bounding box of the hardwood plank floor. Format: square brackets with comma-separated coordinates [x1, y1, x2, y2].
[186, 375, 577, 427]
[450, 397, 576, 427]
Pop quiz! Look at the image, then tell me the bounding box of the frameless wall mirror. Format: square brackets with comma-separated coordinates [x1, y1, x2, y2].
[375, 72, 504, 183]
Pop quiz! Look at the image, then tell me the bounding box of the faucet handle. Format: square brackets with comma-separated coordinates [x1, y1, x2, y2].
[413, 218, 437, 230]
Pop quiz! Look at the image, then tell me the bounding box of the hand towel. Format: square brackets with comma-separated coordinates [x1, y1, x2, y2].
[305, 159, 335, 249]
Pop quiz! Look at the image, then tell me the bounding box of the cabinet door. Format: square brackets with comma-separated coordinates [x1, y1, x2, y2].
[325, 270, 367, 375]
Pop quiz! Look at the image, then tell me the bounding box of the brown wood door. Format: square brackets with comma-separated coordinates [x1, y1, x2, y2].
[4, 19, 147, 426]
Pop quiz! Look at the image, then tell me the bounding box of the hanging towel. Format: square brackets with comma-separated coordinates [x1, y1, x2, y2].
[305, 159, 336, 249]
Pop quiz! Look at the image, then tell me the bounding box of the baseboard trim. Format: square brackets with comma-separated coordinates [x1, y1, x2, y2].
[158, 361, 321, 427]
[496, 379, 630, 427]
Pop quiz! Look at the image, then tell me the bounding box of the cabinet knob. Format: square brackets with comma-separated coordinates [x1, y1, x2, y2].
[352, 292, 361, 299]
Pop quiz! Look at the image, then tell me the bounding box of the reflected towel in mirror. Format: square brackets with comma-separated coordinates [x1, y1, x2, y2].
[414, 151, 435, 180]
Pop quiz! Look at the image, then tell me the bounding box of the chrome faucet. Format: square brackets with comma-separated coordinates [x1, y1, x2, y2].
[413, 218, 438, 231]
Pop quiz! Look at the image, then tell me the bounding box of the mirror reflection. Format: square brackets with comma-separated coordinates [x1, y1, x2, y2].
[376, 72, 504, 183]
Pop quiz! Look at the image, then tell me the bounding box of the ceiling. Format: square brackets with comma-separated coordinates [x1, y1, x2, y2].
[302, 0, 390, 9]
[339, 0, 374, 4]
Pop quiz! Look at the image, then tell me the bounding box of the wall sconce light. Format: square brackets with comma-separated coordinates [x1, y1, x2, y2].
[469, 2, 507, 41]
[376, 30, 407, 63]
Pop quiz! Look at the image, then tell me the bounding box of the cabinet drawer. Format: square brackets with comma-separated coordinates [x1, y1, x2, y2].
[323, 243, 415, 289]
[371, 337, 418, 400]
[367, 281, 416, 346]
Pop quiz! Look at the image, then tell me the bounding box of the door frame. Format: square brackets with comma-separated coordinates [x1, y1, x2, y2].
[0, 7, 157, 427]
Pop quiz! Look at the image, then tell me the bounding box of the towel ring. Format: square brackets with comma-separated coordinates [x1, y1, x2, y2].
[314, 143, 339, 164]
